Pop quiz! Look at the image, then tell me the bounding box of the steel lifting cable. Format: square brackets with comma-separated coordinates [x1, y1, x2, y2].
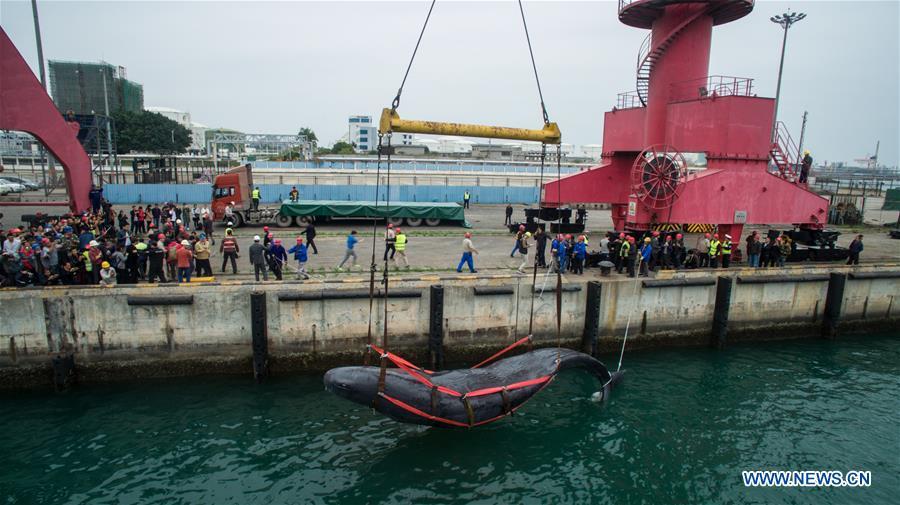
[364, 134, 386, 365]
[376, 133, 394, 397]
[518, 0, 550, 124]
[554, 143, 563, 369]
[527, 143, 547, 336]
[392, 0, 437, 111]
[617, 255, 643, 372]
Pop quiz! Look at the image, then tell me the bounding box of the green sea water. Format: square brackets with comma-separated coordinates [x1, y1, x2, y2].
[1, 335, 897, 505]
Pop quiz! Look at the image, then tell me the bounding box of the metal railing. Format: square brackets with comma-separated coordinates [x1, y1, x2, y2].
[669, 75, 755, 103]
[616, 91, 645, 110]
[770, 121, 800, 180]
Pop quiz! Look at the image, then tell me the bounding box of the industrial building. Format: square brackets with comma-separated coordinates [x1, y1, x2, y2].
[48, 60, 143, 115]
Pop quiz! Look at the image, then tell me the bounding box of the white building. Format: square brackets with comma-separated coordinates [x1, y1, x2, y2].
[189, 122, 208, 153]
[146, 106, 191, 128]
[348, 115, 376, 152]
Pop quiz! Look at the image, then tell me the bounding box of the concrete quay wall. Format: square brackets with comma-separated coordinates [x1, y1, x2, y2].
[0, 266, 897, 389]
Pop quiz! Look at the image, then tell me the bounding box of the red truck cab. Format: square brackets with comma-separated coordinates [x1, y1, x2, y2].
[211, 164, 252, 220]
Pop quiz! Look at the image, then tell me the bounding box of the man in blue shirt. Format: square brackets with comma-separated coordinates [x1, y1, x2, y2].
[639, 237, 652, 277]
[288, 237, 310, 279]
[337, 230, 360, 271]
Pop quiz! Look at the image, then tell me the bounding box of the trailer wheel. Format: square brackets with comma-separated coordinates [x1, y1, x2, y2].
[388, 217, 404, 226]
[424, 218, 441, 227]
[406, 218, 423, 227]
[275, 213, 294, 228]
[232, 213, 245, 227]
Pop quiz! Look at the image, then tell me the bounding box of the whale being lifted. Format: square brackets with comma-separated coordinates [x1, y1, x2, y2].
[324, 348, 624, 428]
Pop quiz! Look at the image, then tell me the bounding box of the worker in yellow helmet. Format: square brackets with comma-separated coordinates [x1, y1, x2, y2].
[800, 150, 813, 184]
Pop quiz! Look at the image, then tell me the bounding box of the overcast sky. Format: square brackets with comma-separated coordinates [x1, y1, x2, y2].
[2, 0, 898, 165]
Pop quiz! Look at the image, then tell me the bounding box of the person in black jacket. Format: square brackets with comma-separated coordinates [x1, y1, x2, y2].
[505, 204, 513, 226]
[302, 222, 318, 254]
[847, 234, 863, 265]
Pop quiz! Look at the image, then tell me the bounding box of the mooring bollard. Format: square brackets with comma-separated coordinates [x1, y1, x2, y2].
[582, 281, 602, 356]
[822, 272, 847, 339]
[429, 285, 444, 370]
[250, 292, 269, 381]
[712, 276, 733, 349]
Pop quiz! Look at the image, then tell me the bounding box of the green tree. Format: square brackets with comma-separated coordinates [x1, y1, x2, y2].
[298, 127, 318, 145]
[114, 110, 191, 154]
[329, 141, 356, 155]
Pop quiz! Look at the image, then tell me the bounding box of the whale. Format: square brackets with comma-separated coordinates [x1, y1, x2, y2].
[324, 348, 624, 428]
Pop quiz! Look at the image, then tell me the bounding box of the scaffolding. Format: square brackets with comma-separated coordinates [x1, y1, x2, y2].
[48, 60, 143, 116]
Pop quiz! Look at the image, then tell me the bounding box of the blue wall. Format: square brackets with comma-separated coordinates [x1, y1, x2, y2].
[103, 184, 540, 205]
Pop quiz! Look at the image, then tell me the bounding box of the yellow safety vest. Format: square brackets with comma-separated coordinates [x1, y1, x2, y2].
[721, 240, 732, 255]
[620, 241, 630, 257]
[709, 239, 720, 255]
[251, 189, 260, 199]
[464, 192, 470, 199]
[82, 251, 93, 271]
[395, 234, 407, 251]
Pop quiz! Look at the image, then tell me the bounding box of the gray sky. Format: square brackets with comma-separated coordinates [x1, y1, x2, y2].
[2, 0, 898, 165]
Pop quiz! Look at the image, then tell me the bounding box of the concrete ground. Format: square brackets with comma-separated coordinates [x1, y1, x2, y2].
[2, 196, 899, 283]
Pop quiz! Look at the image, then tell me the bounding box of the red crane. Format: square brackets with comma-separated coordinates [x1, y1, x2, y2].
[0, 27, 92, 213]
[543, 0, 828, 244]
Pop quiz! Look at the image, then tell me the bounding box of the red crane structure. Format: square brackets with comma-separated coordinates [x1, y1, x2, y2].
[0, 27, 92, 213]
[543, 0, 828, 244]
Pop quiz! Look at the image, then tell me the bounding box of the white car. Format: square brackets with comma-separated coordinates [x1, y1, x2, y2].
[0, 179, 26, 193]
[0, 179, 22, 195]
[0, 175, 39, 190]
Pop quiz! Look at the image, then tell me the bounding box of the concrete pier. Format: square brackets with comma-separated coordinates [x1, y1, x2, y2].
[1, 264, 897, 389]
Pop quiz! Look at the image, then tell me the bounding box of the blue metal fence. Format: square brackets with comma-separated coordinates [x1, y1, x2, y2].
[103, 184, 540, 205]
[251, 160, 580, 175]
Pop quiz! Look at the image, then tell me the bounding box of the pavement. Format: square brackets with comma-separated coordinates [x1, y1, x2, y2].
[2, 197, 899, 283]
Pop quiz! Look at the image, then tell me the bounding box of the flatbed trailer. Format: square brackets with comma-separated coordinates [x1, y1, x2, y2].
[275, 200, 469, 228]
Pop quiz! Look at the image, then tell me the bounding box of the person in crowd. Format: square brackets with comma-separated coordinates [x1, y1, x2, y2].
[384, 223, 396, 262]
[224, 201, 235, 224]
[515, 231, 531, 274]
[708, 233, 721, 269]
[511, 225, 525, 257]
[721, 234, 733, 268]
[288, 237, 310, 280]
[251, 186, 261, 210]
[220, 227, 240, 274]
[262, 226, 273, 248]
[778, 235, 792, 267]
[86, 240, 103, 284]
[698, 233, 711, 268]
[337, 230, 360, 271]
[302, 221, 318, 254]
[463, 190, 471, 209]
[746, 232, 762, 268]
[194, 234, 212, 277]
[147, 234, 167, 283]
[457, 232, 478, 273]
[639, 237, 652, 277]
[289, 186, 300, 202]
[534, 227, 548, 268]
[249, 235, 269, 281]
[799, 150, 812, 184]
[99, 260, 117, 286]
[394, 228, 409, 270]
[269, 238, 288, 280]
[572, 235, 587, 275]
[176, 240, 193, 283]
[505, 204, 513, 226]
[626, 236, 638, 278]
[648, 231, 661, 271]
[165, 240, 179, 281]
[847, 234, 864, 265]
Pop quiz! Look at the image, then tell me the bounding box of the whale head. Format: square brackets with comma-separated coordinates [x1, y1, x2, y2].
[324, 366, 380, 407]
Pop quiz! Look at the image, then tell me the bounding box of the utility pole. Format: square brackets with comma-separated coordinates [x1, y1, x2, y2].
[100, 68, 114, 184]
[770, 10, 806, 143]
[796, 110, 808, 163]
[31, 0, 51, 197]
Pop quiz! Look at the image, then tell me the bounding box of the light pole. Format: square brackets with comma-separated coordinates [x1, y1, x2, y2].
[770, 10, 806, 143]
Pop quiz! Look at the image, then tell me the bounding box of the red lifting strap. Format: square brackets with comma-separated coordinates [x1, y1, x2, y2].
[463, 375, 551, 398]
[379, 393, 469, 428]
[471, 335, 533, 369]
[369, 344, 463, 397]
[369, 344, 435, 374]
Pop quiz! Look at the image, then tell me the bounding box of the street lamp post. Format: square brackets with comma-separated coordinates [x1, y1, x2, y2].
[770, 10, 806, 143]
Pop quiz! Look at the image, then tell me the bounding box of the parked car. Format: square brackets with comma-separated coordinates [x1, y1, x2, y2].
[0, 179, 23, 195]
[0, 175, 39, 190]
[0, 178, 27, 193]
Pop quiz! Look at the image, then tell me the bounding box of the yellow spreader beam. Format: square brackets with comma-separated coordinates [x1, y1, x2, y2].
[379, 108, 561, 145]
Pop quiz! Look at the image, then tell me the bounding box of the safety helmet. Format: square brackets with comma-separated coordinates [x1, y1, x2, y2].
[665, 235, 672, 241]
[230, 201, 235, 205]
[395, 228, 402, 233]
[713, 233, 719, 239]
[464, 232, 472, 238]
[181, 240, 190, 246]
[225, 228, 233, 235]
[263, 226, 269, 231]
[89, 240, 99, 247]
[387, 223, 394, 228]
[644, 237, 651, 243]
[705, 233, 711, 238]
[41, 238, 50, 244]
[253, 235, 261, 241]
[619, 232, 625, 239]
[274, 238, 282, 245]
[101, 261, 110, 269]
[176, 219, 182, 224]
[227, 221, 234, 226]
[296, 237, 303, 243]
[628, 236, 635, 243]
[525, 232, 532, 238]
[725, 234, 732, 240]
[158, 234, 165, 240]
[676, 233, 683, 239]
[652, 231, 660, 236]
[519, 224, 526, 231]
